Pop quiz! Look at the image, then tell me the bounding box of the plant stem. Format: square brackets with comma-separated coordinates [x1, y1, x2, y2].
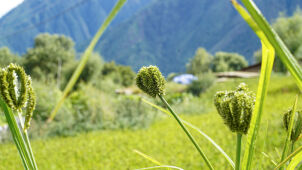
[236, 133, 242, 170]
[291, 142, 294, 154]
[158, 95, 214, 170]
[17, 112, 38, 170]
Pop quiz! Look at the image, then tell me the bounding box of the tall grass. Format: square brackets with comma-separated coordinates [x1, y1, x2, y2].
[47, 0, 127, 122]
[234, 0, 302, 169]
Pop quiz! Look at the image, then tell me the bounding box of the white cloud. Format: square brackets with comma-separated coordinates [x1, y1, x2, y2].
[0, 0, 24, 18]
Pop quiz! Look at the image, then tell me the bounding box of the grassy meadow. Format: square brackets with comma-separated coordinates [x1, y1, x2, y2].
[0, 75, 299, 169]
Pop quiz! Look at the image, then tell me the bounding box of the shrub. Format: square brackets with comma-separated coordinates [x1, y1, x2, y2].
[187, 73, 215, 96]
[212, 52, 248, 72]
[111, 95, 158, 129]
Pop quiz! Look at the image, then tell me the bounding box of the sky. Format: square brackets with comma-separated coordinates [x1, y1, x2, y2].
[0, 0, 24, 18]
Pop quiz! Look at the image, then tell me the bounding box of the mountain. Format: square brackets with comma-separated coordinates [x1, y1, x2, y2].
[0, 0, 152, 53]
[96, 0, 302, 74]
[0, 0, 301, 74]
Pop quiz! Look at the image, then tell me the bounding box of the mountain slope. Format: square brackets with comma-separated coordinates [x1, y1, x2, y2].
[97, 0, 302, 74]
[0, 0, 152, 53]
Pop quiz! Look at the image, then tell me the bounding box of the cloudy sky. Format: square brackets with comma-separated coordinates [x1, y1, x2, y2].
[0, 0, 24, 18]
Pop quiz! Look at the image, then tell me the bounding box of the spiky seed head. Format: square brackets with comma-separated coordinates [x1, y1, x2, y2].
[0, 64, 36, 130]
[214, 83, 255, 134]
[136, 66, 166, 97]
[283, 109, 302, 142]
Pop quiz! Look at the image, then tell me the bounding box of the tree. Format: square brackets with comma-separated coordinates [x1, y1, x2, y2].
[186, 48, 212, 75]
[23, 33, 75, 80]
[212, 52, 248, 72]
[62, 52, 104, 89]
[0, 47, 20, 67]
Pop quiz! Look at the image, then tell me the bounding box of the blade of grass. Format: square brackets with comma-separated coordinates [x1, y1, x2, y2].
[0, 98, 34, 169]
[47, 0, 127, 122]
[133, 150, 162, 166]
[231, 1, 275, 169]
[286, 151, 302, 170]
[261, 152, 277, 166]
[240, 0, 302, 90]
[274, 145, 302, 169]
[133, 149, 171, 170]
[279, 96, 299, 169]
[142, 98, 235, 169]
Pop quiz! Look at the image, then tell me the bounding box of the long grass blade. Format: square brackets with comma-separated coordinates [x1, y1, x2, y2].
[142, 98, 235, 169]
[274, 145, 302, 169]
[0, 98, 34, 169]
[286, 151, 302, 170]
[279, 96, 298, 169]
[240, 0, 302, 90]
[47, 0, 127, 122]
[231, 1, 276, 169]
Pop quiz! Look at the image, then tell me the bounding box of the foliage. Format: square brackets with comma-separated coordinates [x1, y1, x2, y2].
[111, 96, 158, 129]
[186, 48, 212, 75]
[212, 52, 248, 72]
[23, 33, 75, 81]
[101, 61, 136, 87]
[187, 73, 215, 96]
[0, 47, 20, 67]
[254, 10, 302, 72]
[62, 52, 104, 89]
[0, 76, 300, 169]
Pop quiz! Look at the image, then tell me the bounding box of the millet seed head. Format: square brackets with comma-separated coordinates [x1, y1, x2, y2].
[214, 83, 255, 134]
[283, 109, 302, 142]
[136, 65, 165, 98]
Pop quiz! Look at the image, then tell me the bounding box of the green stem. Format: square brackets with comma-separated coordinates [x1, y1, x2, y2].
[17, 112, 38, 170]
[236, 133, 242, 170]
[158, 95, 214, 170]
[291, 142, 294, 154]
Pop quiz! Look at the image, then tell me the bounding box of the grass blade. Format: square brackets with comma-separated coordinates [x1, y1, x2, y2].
[0, 98, 34, 169]
[231, 1, 275, 169]
[286, 151, 302, 170]
[240, 0, 302, 90]
[279, 96, 298, 169]
[142, 98, 235, 169]
[47, 0, 127, 122]
[274, 145, 302, 169]
[133, 149, 162, 166]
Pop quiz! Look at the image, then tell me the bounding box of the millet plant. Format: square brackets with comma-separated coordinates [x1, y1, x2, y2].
[136, 66, 214, 169]
[214, 83, 255, 170]
[0, 64, 37, 169]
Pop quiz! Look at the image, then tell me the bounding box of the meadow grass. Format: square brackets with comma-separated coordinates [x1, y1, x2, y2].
[0, 75, 299, 169]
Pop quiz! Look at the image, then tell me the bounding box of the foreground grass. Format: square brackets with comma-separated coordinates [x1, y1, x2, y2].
[0, 75, 301, 169]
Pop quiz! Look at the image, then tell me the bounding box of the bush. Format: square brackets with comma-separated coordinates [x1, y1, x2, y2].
[212, 52, 248, 72]
[101, 61, 136, 87]
[110, 95, 158, 129]
[187, 73, 215, 96]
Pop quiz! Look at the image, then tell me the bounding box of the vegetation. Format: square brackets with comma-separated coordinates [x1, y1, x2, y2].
[0, 76, 300, 169]
[2, 0, 302, 170]
[212, 52, 248, 72]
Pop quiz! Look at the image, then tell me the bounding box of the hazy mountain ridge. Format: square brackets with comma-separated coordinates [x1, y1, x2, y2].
[0, 0, 301, 74]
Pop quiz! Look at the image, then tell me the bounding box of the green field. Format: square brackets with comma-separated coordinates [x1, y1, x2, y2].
[0, 75, 301, 169]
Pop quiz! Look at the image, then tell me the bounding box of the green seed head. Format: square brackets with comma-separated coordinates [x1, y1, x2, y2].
[136, 66, 166, 97]
[0, 64, 36, 130]
[283, 109, 302, 142]
[214, 83, 255, 134]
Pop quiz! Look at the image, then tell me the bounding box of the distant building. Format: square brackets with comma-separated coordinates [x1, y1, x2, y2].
[240, 62, 261, 72]
[173, 74, 197, 85]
